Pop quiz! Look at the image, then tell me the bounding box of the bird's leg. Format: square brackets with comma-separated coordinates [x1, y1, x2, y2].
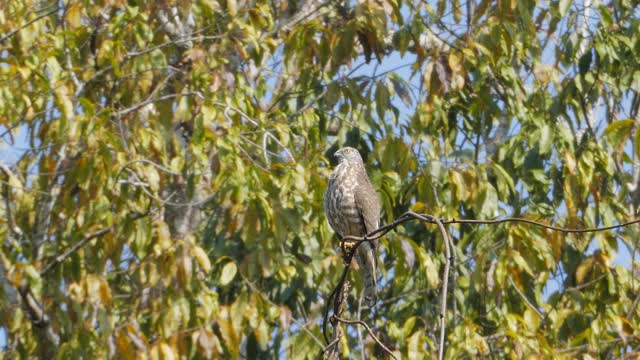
[339, 238, 358, 263]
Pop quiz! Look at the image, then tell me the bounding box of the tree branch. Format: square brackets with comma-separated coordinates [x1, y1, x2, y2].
[0, 6, 58, 44]
[322, 211, 640, 358]
[333, 316, 398, 360]
[508, 276, 545, 319]
[40, 211, 149, 275]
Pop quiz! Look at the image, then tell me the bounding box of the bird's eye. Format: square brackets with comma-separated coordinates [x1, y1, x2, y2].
[344, 149, 350, 154]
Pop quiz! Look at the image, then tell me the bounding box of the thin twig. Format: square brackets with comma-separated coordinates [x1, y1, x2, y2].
[317, 332, 342, 360]
[566, 274, 606, 292]
[39, 227, 110, 275]
[627, 289, 640, 320]
[113, 92, 203, 118]
[508, 276, 544, 319]
[114, 163, 217, 207]
[323, 211, 640, 358]
[554, 335, 640, 354]
[40, 211, 149, 275]
[342, 212, 640, 245]
[322, 263, 351, 343]
[333, 316, 398, 360]
[357, 290, 366, 360]
[115, 159, 180, 180]
[432, 216, 451, 360]
[17, 285, 60, 346]
[0, 7, 58, 44]
[442, 217, 640, 233]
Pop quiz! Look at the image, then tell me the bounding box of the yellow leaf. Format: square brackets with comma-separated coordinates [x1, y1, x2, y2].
[618, 316, 634, 336]
[218, 306, 240, 358]
[177, 255, 192, 288]
[220, 261, 237, 286]
[99, 277, 113, 306]
[564, 150, 577, 175]
[575, 257, 595, 285]
[145, 166, 160, 192]
[192, 246, 211, 273]
[448, 51, 463, 73]
[115, 332, 135, 360]
[524, 308, 541, 330]
[474, 333, 489, 355]
[67, 3, 82, 28]
[155, 220, 171, 251]
[423, 251, 439, 289]
[151, 341, 176, 360]
[227, 0, 237, 15]
[54, 85, 74, 123]
[68, 282, 85, 303]
[76, 211, 85, 227]
[410, 201, 426, 213]
[548, 230, 564, 261]
[449, 169, 466, 201]
[255, 319, 269, 348]
[7, 171, 23, 197]
[194, 328, 219, 358]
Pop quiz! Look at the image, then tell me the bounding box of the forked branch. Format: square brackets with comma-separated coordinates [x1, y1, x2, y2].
[320, 211, 640, 359]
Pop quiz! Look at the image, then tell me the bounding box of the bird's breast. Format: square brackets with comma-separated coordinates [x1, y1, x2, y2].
[326, 165, 365, 236]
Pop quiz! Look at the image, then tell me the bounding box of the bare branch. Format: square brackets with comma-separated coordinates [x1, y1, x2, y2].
[275, 0, 331, 35]
[333, 316, 398, 360]
[508, 276, 545, 319]
[317, 330, 342, 360]
[39, 227, 111, 275]
[33, 145, 68, 261]
[113, 92, 204, 118]
[627, 288, 640, 320]
[567, 274, 606, 292]
[0, 6, 58, 44]
[0, 162, 24, 240]
[323, 211, 640, 358]
[17, 285, 60, 347]
[40, 210, 149, 275]
[116, 166, 216, 207]
[432, 216, 451, 360]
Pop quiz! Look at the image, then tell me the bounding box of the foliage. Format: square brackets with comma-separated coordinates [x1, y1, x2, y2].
[1, 0, 639, 358]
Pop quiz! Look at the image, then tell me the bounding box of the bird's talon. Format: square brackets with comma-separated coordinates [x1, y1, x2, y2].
[339, 240, 355, 261]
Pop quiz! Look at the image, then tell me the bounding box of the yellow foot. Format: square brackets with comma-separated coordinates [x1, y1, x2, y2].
[339, 240, 357, 262]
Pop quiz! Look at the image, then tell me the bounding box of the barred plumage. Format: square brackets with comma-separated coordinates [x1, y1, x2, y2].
[324, 147, 380, 306]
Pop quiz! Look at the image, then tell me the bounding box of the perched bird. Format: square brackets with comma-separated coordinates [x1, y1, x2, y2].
[324, 147, 381, 306]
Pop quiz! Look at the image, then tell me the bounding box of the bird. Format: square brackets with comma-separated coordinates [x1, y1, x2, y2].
[324, 147, 381, 306]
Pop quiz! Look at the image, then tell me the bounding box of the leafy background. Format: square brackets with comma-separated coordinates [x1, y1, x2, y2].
[1, 0, 639, 358]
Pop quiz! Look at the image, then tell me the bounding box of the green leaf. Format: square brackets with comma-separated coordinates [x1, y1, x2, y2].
[375, 82, 390, 120]
[511, 251, 534, 275]
[490, 162, 515, 197]
[604, 119, 634, 146]
[598, 5, 613, 26]
[578, 50, 592, 75]
[537, 124, 553, 155]
[220, 261, 238, 286]
[479, 183, 498, 217]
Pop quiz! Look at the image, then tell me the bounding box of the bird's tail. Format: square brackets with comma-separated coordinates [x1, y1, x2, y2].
[357, 244, 377, 307]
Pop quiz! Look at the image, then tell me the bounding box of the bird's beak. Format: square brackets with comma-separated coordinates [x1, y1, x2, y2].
[333, 150, 341, 159]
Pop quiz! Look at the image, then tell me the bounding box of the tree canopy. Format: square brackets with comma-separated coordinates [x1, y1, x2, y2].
[1, 0, 640, 358]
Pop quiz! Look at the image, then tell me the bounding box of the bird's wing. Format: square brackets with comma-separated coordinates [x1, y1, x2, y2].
[323, 181, 341, 237]
[355, 181, 381, 239]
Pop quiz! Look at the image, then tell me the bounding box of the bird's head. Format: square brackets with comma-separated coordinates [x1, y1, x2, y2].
[334, 147, 363, 164]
